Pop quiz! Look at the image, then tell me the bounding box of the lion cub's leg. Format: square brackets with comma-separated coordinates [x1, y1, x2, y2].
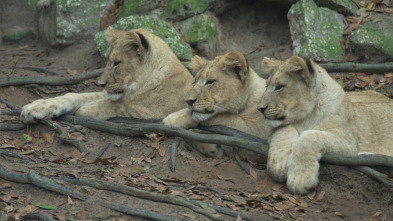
[75, 99, 129, 120]
[20, 92, 107, 123]
[267, 125, 299, 182]
[162, 108, 198, 129]
[286, 130, 357, 194]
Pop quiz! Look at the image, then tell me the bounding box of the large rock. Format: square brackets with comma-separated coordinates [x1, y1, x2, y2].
[161, 0, 209, 21]
[349, 14, 393, 63]
[181, 14, 218, 44]
[37, 0, 114, 46]
[288, 0, 346, 62]
[314, 0, 358, 16]
[119, 0, 161, 17]
[94, 15, 193, 60]
[1, 27, 34, 41]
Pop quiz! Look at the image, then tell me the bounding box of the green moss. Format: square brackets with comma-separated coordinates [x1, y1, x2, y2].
[161, 0, 209, 20]
[183, 14, 217, 43]
[95, 15, 193, 60]
[289, 0, 345, 61]
[2, 28, 34, 41]
[351, 28, 393, 56]
[27, 0, 38, 11]
[120, 0, 160, 17]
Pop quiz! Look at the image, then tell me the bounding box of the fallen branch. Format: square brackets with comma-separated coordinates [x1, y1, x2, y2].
[58, 115, 393, 168]
[17, 66, 60, 76]
[59, 177, 222, 220]
[0, 123, 26, 131]
[0, 69, 102, 87]
[319, 62, 393, 73]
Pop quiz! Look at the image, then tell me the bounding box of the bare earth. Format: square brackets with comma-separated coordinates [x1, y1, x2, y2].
[1, 3, 393, 221]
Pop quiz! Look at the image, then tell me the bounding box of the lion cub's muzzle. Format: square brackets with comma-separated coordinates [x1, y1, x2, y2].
[186, 98, 214, 114]
[258, 105, 286, 121]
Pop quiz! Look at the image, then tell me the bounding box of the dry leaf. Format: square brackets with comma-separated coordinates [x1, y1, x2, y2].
[158, 146, 166, 157]
[76, 210, 86, 219]
[271, 183, 285, 191]
[261, 177, 269, 190]
[66, 68, 79, 76]
[370, 211, 382, 218]
[39, 131, 55, 144]
[316, 190, 326, 201]
[307, 191, 316, 200]
[67, 196, 74, 205]
[236, 214, 243, 221]
[334, 211, 344, 218]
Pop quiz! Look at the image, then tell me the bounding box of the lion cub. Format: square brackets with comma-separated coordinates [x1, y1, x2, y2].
[258, 56, 393, 194]
[163, 51, 271, 163]
[20, 27, 193, 122]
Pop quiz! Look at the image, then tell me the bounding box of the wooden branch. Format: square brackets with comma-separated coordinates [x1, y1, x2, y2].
[0, 69, 102, 87]
[319, 62, 393, 73]
[0, 123, 26, 131]
[27, 170, 88, 201]
[57, 115, 393, 168]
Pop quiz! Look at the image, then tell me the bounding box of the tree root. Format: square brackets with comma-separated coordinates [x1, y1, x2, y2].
[0, 69, 102, 87]
[170, 138, 181, 172]
[25, 212, 55, 221]
[0, 123, 26, 131]
[354, 166, 393, 188]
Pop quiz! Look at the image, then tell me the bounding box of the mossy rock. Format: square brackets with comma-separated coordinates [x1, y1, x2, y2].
[2, 27, 34, 41]
[182, 14, 218, 44]
[314, 0, 358, 16]
[288, 0, 345, 62]
[161, 0, 209, 21]
[349, 14, 393, 62]
[119, 0, 161, 17]
[94, 15, 193, 60]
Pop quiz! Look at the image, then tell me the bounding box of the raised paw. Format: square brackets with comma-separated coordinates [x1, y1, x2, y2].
[162, 108, 197, 129]
[286, 159, 319, 195]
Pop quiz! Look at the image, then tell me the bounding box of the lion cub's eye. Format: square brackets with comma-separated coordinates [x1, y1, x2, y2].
[274, 84, 285, 91]
[112, 61, 121, 68]
[205, 80, 216, 85]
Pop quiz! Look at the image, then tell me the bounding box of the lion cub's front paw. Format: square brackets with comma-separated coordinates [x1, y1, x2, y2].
[20, 100, 63, 123]
[267, 157, 288, 183]
[162, 108, 197, 129]
[286, 159, 319, 195]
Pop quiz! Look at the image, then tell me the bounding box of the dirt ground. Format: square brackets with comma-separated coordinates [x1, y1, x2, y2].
[1, 2, 393, 221]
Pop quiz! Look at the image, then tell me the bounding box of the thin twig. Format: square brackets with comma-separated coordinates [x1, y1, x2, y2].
[94, 143, 111, 161]
[354, 166, 393, 188]
[41, 119, 88, 153]
[0, 150, 32, 162]
[0, 69, 102, 87]
[60, 121, 86, 135]
[0, 99, 19, 110]
[235, 152, 250, 175]
[170, 138, 181, 172]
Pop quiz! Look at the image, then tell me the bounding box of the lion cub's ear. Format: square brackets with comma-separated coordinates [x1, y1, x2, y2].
[189, 55, 208, 72]
[123, 31, 149, 58]
[261, 57, 284, 75]
[221, 51, 249, 82]
[106, 26, 124, 43]
[287, 56, 315, 85]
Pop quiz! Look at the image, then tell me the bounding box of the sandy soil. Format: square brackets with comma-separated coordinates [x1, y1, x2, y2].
[1, 2, 393, 221]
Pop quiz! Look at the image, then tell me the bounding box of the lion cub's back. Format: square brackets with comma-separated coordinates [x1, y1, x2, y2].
[351, 91, 393, 156]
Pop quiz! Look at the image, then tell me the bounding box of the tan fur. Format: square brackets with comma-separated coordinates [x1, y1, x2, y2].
[163, 51, 271, 162]
[258, 56, 393, 194]
[20, 27, 193, 122]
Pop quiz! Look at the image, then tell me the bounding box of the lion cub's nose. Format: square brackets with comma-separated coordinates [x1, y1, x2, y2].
[258, 106, 267, 114]
[186, 99, 197, 107]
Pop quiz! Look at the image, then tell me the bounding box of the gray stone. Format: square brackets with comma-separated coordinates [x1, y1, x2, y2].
[181, 14, 218, 44]
[37, 0, 114, 46]
[349, 14, 393, 63]
[314, 0, 358, 16]
[161, 0, 209, 21]
[288, 0, 346, 62]
[94, 15, 193, 60]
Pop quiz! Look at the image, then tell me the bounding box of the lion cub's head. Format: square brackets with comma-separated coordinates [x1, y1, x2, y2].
[98, 27, 174, 101]
[185, 51, 251, 122]
[258, 56, 318, 128]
